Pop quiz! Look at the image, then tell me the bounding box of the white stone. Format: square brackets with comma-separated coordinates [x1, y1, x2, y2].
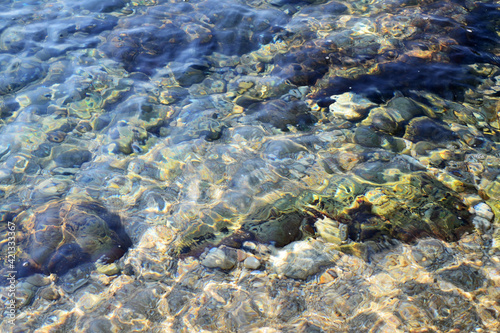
[201, 247, 237, 270]
[243, 256, 261, 270]
[269, 239, 340, 280]
[473, 216, 491, 233]
[329, 92, 376, 121]
[242, 241, 257, 251]
[474, 202, 494, 221]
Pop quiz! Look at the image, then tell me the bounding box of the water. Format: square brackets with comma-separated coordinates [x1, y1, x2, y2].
[0, 0, 500, 331]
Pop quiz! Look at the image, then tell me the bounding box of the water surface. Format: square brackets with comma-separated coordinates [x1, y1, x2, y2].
[1, 0, 500, 331]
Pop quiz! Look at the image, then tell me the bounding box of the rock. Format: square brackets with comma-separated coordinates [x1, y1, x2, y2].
[170, 62, 208, 87]
[438, 264, 485, 291]
[85, 318, 114, 333]
[15, 200, 132, 278]
[362, 97, 423, 135]
[0, 55, 46, 95]
[353, 126, 384, 148]
[46, 131, 66, 143]
[473, 202, 494, 221]
[318, 269, 338, 284]
[16, 281, 37, 308]
[244, 99, 316, 131]
[243, 256, 260, 270]
[315, 216, 347, 245]
[473, 216, 492, 233]
[329, 92, 376, 121]
[31, 178, 70, 200]
[201, 246, 237, 270]
[270, 239, 340, 280]
[472, 202, 494, 233]
[403, 117, 457, 143]
[39, 286, 60, 301]
[411, 238, 451, 270]
[96, 262, 120, 276]
[159, 86, 189, 105]
[237, 250, 248, 262]
[277, 292, 306, 322]
[25, 274, 53, 287]
[242, 241, 257, 251]
[108, 122, 148, 154]
[60, 264, 93, 294]
[54, 148, 92, 168]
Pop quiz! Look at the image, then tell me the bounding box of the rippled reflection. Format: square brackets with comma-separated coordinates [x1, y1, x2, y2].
[0, 0, 499, 332]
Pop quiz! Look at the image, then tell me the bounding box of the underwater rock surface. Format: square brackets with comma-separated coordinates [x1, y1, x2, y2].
[0, 0, 499, 331]
[14, 200, 132, 278]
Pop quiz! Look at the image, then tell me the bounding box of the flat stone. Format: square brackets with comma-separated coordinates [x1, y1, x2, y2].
[96, 262, 121, 276]
[25, 274, 53, 287]
[329, 92, 375, 121]
[270, 239, 341, 280]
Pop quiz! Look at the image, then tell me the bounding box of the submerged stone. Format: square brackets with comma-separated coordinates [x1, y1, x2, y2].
[438, 264, 486, 291]
[201, 246, 237, 270]
[245, 99, 317, 131]
[0, 55, 46, 95]
[403, 117, 457, 143]
[270, 239, 341, 280]
[329, 92, 376, 121]
[54, 148, 92, 168]
[15, 200, 132, 277]
[175, 168, 473, 259]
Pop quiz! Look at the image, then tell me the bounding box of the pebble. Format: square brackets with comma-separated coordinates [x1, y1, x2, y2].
[243, 256, 261, 270]
[39, 286, 60, 301]
[472, 202, 494, 233]
[96, 262, 121, 276]
[411, 238, 449, 268]
[16, 281, 37, 308]
[242, 241, 257, 251]
[46, 131, 66, 143]
[25, 273, 53, 287]
[329, 92, 375, 121]
[270, 239, 340, 280]
[54, 148, 92, 168]
[473, 203, 494, 221]
[33, 179, 69, 198]
[473, 216, 492, 233]
[318, 269, 338, 284]
[60, 265, 93, 294]
[237, 249, 248, 262]
[201, 247, 237, 270]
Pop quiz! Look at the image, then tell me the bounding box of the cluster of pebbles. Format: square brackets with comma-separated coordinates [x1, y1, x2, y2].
[5, 228, 500, 332]
[0, 0, 499, 331]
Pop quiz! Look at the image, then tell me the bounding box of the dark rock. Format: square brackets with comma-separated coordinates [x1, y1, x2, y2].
[438, 264, 486, 291]
[54, 148, 92, 168]
[16, 200, 132, 277]
[46, 131, 66, 143]
[246, 100, 316, 131]
[0, 55, 46, 95]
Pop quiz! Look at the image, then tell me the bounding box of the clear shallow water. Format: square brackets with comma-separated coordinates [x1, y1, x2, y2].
[0, 0, 500, 331]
